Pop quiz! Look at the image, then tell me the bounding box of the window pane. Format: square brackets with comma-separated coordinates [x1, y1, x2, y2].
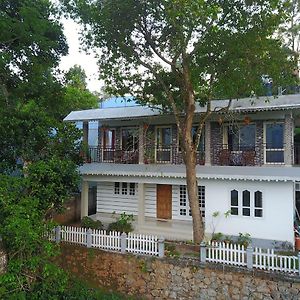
[122, 128, 138, 151]
[266, 124, 284, 149]
[231, 190, 238, 206]
[266, 151, 284, 163]
[158, 128, 171, 147]
[240, 124, 255, 150]
[231, 207, 238, 215]
[192, 126, 205, 151]
[255, 209, 263, 217]
[255, 191, 262, 208]
[228, 126, 239, 151]
[242, 190, 250, 207]
[243, 208, 250, 216]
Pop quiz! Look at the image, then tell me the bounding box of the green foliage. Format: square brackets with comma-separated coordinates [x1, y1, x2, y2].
[108, 212, 134, 233]
[81, 217, 103, 230]
[164, 244, 180, 258]
[211, 232, 224, 242]
[237, 232, 252, 247]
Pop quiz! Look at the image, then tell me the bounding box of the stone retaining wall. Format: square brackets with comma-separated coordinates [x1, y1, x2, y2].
[56, 243, 300, 299]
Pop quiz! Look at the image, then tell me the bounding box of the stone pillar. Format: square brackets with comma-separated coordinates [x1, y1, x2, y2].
[83, 121, 89, 145]
[137, 183, 145, 227]
[138, 124, 144, 164]
[284, 113, 293, 166]
[205, 121, 211, 166]
[81, 180, 89, 219]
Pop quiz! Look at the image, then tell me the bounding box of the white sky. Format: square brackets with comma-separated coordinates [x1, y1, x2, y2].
[59, 18, 103, 93]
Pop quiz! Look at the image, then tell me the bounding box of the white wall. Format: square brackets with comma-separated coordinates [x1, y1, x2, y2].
[203, 179, 294, 243]
[97, 182, 138, 215]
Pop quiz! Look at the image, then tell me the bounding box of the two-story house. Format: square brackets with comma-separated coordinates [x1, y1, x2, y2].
[64, 94, 300, 248]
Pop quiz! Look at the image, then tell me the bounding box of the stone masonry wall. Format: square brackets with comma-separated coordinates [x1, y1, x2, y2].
[56, 243, 300, 300]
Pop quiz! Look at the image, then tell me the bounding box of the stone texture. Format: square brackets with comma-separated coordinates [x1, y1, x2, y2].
[0, 247, 7, 274]
[55, 244, 300, 300]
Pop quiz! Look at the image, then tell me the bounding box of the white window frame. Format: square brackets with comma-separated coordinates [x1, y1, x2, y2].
[263, 122, 285, 165]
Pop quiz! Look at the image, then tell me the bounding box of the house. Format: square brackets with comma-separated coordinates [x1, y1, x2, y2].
[64, 94, 300, 248]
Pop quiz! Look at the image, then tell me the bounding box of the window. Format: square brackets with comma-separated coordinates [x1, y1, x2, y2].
[179, 185, 205, 218]
[265, 123, 284, 163]
[122, 128, 138, 151]
[242, 190, 250, 216]
[254, 191, 263, 217]
[230, 189, 263, 218]
[114, 182, 136, 196]
[129, 183, 136, 195]
[225, 124, 256, 151]
[122, 182, 128, 195]
[178, 126, 205, 152]
[231, 190, 239, 215]
[156, 127, 171, 162]
[114, 182, 120, 194]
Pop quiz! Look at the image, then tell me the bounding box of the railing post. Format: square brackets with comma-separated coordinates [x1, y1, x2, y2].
[120, 233, 127, 254]
[298, 252, 300, 276]
[246, 245, 253, 270]
[158, 237, 165, 258]
[200, 242, 207, 263]
[55, 226, 61, 243]
[86, 229, 92, 248]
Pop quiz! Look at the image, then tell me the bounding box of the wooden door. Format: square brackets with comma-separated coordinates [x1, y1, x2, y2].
[156, 184, 172, 219]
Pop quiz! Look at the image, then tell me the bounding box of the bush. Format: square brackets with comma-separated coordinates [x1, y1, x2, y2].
[107, 212, 134, 233]
[81, 217, 103, 230]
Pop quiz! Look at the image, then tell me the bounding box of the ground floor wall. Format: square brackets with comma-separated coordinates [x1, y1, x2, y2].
[56, 243, 300, 300]
[93, 177, 294, 247]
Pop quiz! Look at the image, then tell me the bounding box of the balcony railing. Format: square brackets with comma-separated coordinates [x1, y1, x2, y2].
[85, 146, 205, 165]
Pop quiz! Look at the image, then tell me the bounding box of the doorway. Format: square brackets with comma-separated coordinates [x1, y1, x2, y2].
[156, 184, 172, 220]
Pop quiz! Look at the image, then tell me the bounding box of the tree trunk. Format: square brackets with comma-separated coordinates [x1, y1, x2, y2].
[184, 142, 204, 244]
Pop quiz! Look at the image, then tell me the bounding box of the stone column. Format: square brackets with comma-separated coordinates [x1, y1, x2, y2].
[81, 180, 89, 219]
[205, 121, 211, 166]
[284, 113, 293, 166]
[137, 183, 145, 227]
[138, 124, 144, 164]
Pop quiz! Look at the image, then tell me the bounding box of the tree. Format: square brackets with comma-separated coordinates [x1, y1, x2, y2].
[63, 0, 292, 243]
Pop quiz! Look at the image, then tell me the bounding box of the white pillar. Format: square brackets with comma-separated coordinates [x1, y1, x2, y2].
[284, 113, 293, 166]
[137, 183, 145, 227]
[138, 124, 144, 164]
[81, 180, 89, 219]
[205, 121, 211, 166]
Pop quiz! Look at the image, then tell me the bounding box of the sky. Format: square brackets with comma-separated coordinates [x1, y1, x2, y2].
[59, 18, 103, 93]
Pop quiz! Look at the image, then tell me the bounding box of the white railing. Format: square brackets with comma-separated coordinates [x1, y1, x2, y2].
[52, 226, 163, 257]
[127, 233, 158, 256]
[91, 229, 121, 251]
[201, 242, 300, 275]
[253, 247, 298, 274]
[206, 241, 246, 267]
[61, 226, 87, 245]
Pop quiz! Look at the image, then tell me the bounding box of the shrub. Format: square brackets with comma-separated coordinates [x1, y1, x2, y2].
[107, 212, 134, 233]
[81, 217, 103, 230]
[237, 232, 252, 247]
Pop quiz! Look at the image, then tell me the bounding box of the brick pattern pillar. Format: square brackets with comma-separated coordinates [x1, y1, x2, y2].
[284, 113, 294, 166]
[205, 122, 211, 166]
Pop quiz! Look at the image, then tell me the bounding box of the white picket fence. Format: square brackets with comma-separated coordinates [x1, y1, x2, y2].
[206, 241, 246, 267]
[253, 247, 298, 274]
[202, 241, 300, 275]
[54, 226, 162, 257]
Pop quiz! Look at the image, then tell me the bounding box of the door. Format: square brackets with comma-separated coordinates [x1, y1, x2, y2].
[156, 184, 172, 219]
[102, 129, 116, 161]
[156, 127, 171, 162]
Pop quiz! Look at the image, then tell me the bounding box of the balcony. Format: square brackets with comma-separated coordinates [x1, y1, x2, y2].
[85, 146, 205, 165]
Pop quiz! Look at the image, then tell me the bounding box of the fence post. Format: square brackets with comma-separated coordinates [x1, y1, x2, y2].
[298, 252, 300, 276]
[120, 233, 127, 254]
[200, 242, 206, 263]
[158, 237, 165, 258]
[86, 229, 92, 248]
[246, 245, 253, 270]
[55, 226, 61, 243]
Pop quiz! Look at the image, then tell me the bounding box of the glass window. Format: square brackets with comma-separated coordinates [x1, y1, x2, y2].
[242, 190, 251, 216]
[129, 183, 136, 195]
[122, 182, 128, 195]
[103, 129, 115, 149]
[231, 190, 239, 215]
[254, 191, 263, 217]
[114, 182, 120, 194]
[88, 121, 99, 146]
[156, 127, 171, 162]
[265, 123, 284, 163]
[122, 128, 138, 151]
[227, 124, 255, 151]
